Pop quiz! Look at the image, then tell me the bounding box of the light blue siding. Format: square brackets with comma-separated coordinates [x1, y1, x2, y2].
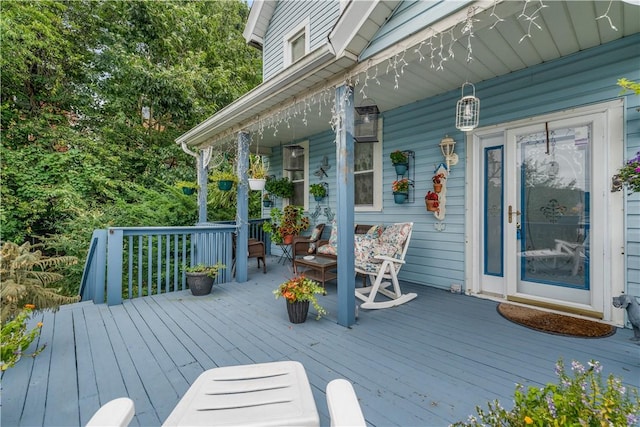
[262, 0, 340, 81]
[360, 0, 472, 60]
[265, 34, 639, 297]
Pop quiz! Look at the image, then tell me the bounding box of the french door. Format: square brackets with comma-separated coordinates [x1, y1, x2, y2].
[473, 101, 623, 318]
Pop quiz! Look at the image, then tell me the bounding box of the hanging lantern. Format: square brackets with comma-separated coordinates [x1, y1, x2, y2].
[455, 82, 480, 132]
[284, 145, 304, 171]
[354, 99, 380, 143]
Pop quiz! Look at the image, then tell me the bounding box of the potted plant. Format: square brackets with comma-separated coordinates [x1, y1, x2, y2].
[248, 156, 269, 190]
[262, 193, 273, 207]
[392, 178, 409, 204]
[210, 170, 237, 192]
[176, 180, 198, 195]
[264, 176, 295, 199]
[263, 206, 309, 244]
[184, 263, 225, 296]
[273, 273, 327, 322]
[390, 150, 409, 175]
[432, 172, 446, 193]
[425, 191, 439, 212]
[309, 183, 327, 201]
[612, 150, 640, 194]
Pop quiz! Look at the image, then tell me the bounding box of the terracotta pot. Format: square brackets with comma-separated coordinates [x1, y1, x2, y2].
[426, 199, 438, 212]
[283, 234, 295, 245]
[286, 300, 309, 323]
[433, 183, 443, 193]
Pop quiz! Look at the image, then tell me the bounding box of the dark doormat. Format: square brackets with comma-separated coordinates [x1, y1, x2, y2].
[497, 303, 616, 338]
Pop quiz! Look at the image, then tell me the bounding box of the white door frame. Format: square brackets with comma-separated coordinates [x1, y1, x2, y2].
[465, 99, 625, 324]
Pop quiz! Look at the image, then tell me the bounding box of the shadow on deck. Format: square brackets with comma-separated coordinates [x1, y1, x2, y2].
[2, 255, 638, 426]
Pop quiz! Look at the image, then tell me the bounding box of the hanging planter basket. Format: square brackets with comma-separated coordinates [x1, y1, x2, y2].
[217, 180, 234, 191]
[393, 192, 408, 204]
[248, 178, 266, 191]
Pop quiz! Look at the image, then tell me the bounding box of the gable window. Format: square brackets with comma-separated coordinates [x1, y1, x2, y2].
[355, 119, 383, 211]
[283, 19, 310, 67]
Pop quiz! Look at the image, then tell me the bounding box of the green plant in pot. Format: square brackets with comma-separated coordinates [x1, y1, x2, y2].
[263, 206, 309, 245]
[210, 170, 237, 192]
[273, 273, 327, 323]
[176, 180, 198, 195]
[309, 183, 327, 201]
[184, 263, 225, 296]
[390, 150, 409, 175]
[248, 156, 269, 190]
[264, 176, 294, 199]
[262, 193, 273, 207]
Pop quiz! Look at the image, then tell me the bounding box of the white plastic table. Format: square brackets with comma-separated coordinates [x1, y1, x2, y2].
[162, 361, 319, 426]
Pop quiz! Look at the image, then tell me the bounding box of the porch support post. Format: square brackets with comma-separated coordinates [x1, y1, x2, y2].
[197, 150, 209, 224]
[236, 131, 250, 282]
[335, 84, 356, 327]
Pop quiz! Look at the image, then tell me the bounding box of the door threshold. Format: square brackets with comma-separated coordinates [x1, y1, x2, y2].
[507, 295, 603, 319]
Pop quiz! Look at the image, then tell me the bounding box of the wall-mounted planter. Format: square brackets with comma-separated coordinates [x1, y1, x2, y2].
[427, 164, 449, 221]
[393, 192, 408, 204]
[393, 163, 408, 175]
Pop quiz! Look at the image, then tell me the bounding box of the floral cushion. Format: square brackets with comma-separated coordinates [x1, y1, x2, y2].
[354, 234, 380, 265]
[309, 224, 323, 242]
[380, 222, 411, 249]
[328, 220, 338, 246]
[317, 242, 337, 256]
[366, 224, 384, 238]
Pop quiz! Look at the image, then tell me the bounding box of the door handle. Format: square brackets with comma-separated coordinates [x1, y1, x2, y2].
[508, 205, 521, 223]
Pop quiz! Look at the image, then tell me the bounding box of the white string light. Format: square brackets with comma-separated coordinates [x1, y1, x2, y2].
[199, 0, 622, 149]
[596, 0, 619, 32]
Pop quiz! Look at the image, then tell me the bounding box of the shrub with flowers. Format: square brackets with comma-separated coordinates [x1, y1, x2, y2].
[613, 151, 640, 194]
[273, 274, 326, 319]
[392, 178, 410, 193]
[452, 358, 640, 427]
[1, 305, 45, 371]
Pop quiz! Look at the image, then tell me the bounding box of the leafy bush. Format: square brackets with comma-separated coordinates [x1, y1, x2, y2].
[1, 305, 45, 371]
[453, 359, 640, 427]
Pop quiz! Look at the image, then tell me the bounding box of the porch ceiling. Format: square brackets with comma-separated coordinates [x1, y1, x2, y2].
[178, 0, 639, 151]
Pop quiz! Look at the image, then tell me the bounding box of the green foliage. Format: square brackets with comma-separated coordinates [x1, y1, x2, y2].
[618, 78, 640, 95]
[184, 263, 225, 278]
[273, 274, 327, 319]
[1, 306, 46, 371]
[389, 150, 408, 164]
[309, 183, 327, 198]
[0, 242, 80, 324]
[453, 359, 640, 427]
[265, 177, 295, 199]
[262, 206, 309, 244]
[0, 0, 263, 296]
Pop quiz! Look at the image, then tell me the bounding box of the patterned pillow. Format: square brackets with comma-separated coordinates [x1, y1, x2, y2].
[366, 224, 384, 238]
[380, 223, 411, 248]
[354, 234, 379, 265]
[309, 224, 323, 242]
[317, 242, 337, 256]
[328, 220, 338, 246]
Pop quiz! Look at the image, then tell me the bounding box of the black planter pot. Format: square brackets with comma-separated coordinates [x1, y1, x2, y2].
[286, 300, 310, 323]
[186, 272, 214, 296]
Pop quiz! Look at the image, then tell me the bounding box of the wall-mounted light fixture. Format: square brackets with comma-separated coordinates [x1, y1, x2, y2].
[455, 82, 480, 132]
[354, 98, 380, 143]
[284, 145, 304, 171]
[440, 135, 459, 170]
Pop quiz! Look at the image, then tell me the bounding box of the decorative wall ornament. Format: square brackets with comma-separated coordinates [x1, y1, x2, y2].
[434, 222, 446, 232]
[455, 82, 480, 132]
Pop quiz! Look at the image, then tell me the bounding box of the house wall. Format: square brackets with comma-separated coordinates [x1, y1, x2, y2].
[264, 34, 639, 298]
[360, 0, 472, 60]
[262, 0, 340, 81]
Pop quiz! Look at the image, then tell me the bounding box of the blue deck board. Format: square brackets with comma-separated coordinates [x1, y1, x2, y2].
[1, 256, 638, 426]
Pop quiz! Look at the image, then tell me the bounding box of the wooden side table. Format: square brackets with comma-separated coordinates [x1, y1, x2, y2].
[294, 256, 337, 290]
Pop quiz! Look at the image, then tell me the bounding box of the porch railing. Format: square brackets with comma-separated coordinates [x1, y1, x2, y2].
[80, 219, 269, 305]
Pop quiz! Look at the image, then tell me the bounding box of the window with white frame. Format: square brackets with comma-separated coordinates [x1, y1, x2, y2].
[283, 19, 310, 67]
[355, 119, 383, 211]
[287, 141, 309, 210]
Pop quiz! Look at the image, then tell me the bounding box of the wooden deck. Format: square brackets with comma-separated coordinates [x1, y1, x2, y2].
[2, 256, 639, 426]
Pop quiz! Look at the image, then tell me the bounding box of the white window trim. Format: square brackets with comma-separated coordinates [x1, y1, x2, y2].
[286, 140, 309, 211]
[283, 18, 310, 67]
[355, 117, 383, 212]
